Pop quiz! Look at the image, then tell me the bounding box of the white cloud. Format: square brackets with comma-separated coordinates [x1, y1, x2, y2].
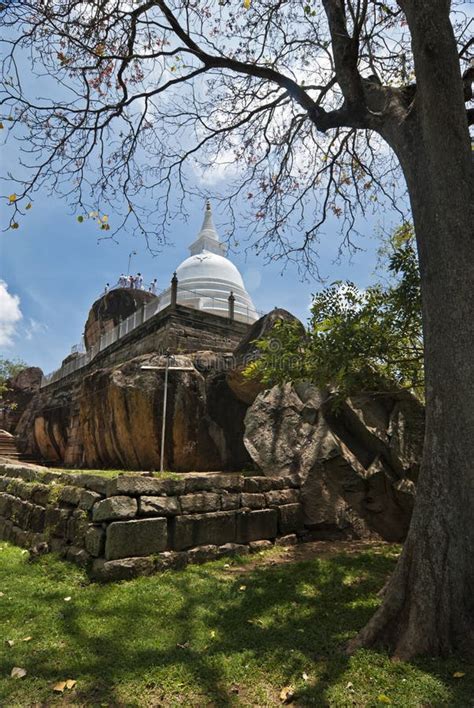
[24, 318, 48, 341]
[0, 280, 23, 347]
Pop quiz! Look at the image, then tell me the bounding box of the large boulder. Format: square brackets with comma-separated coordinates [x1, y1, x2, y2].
[244, 382, 424, 541]
[227, 308, 304, 405]
[84, 288, 156, 351]
[0, 367, 43, 434]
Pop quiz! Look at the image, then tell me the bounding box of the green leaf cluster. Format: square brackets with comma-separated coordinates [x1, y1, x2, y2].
[246, 224, 423, 399]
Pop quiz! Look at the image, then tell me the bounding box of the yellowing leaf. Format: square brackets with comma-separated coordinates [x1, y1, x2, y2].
[22, 636, 32, 642]
[8, 193, 17, 203]
[53, 681, 67, 693]
[210, 630, 216, 638]
[0, 122, 4, 129]
[243, 0, 251, 8]
[65, 679, 77, 689]
[101, 214, 108, 222]
[280, 685, 294, 704]
[377, 695, 392, 704]
[25, 202, 32, 210]
[453, 672, 465, 678]
[11, 667, 27, 679]
[11, 222, 19, 229]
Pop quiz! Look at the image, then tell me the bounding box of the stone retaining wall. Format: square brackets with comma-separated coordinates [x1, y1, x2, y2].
[0, 461, 304, 581]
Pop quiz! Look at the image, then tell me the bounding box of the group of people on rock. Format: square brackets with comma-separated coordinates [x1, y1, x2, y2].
[103, 274, 159, 295]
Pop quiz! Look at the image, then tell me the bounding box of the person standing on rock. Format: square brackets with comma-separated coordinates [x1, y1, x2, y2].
[149, 278, 158, 295]
[137, 272, 144, 290]
[104, 283, 109, 294]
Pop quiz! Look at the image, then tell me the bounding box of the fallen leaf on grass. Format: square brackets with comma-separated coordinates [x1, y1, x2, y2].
[302, 672, 309, 682]
[176, 642, 189, 649]
[346, 681, 354, 692]
[11, 667, 27, 679]
[0, 592, 5, 597]
[377, 695, 392, 704]
[22, 636, 32, 642]
[453, 672, 465, 678]
[280, 685, 295, 703]
[64, 596, 72, 602]
[53, 679, 77, 693]
[6, 640, 15, 647]
[239, 585, 246, 591]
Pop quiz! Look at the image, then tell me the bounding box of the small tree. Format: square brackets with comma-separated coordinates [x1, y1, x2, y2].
[0, 356, 27, 400]
[248, 223, 424, 398]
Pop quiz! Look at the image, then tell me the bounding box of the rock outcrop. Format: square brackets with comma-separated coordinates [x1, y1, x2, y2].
[0, 367, 43, 434]
[227, 308, 304, 404]
[244, 382, 424, 541]
[18, 352, 252, 471]
[84, 288, 156, 351]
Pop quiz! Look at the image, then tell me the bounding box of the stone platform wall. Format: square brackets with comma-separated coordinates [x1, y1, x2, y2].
[0, 461, 304, 581]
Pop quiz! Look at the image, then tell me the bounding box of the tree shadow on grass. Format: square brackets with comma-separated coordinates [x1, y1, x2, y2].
[43, 551, 393, 705]
[3, 548, 471, 706]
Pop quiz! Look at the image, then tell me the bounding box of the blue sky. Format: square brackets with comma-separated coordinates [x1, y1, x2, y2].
[1, 188, 389, 374]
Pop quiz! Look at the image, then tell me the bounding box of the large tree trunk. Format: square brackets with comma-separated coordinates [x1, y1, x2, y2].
[349, 1, 474, 659]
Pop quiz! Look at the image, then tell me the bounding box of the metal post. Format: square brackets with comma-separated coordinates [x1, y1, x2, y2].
[160, 351, 170, 474]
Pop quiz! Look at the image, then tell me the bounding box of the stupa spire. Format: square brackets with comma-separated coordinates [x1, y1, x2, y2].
[188, 199, 227, 256]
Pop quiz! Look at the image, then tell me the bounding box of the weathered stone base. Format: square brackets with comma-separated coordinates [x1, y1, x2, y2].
[0, 460, 306, 581]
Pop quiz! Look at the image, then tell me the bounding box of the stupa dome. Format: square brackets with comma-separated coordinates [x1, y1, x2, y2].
[174, 201, 259, 323]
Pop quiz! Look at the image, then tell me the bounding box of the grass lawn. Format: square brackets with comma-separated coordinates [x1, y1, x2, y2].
[0, 542, 472, 706]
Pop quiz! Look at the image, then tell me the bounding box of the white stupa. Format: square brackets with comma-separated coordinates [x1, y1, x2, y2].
[169, 201, 259, 324]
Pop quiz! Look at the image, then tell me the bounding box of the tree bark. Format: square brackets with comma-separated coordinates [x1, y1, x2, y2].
[349, 1, 474, 659]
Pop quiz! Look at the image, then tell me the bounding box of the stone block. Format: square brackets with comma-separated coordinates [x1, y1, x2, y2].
[249, 539, 273, 553]
[0, 493, 13, 518]
[236, 509, 278, 543]
[240, 493, 266, 509]
[187, 545, 219, 564]
[29, 505, 46, 533]
[92, 556, 156, 582]
[171, 511, 237, 551]
[217, 543, 250, 558]
[59, 485, 81, 506]
[243, 477, 284, 493]
[280, 474, 301, 489]
[105, 518, 167, 560]
[155, 551, 188, 572]
[45, 507, 71, 538]
[220, 492, 240, 510]
[31, 484, 51, 506]
[67, 509, 89, 546]
[106, 476, 185, 497]
[85, 525, 106, 557]
[92, 496, 137, 523]
[275, 534, 298, 547]
[140, 496, 180, 517]
[179, 492, 220, 514]
[278, 503, 304, 535]
[184, 474, 244, 493]
[79, 490, 102, 511]
[73, 474, 107, 495]
[265, 489, 300, 506]
[66, 546, 91, 567]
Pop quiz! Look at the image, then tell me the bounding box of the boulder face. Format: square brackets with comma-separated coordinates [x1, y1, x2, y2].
[0, 367, 43, 434]
[17, 352, 252, 471]
[244, 383, 424, 542]
[84, 288, 156, 351]
[226, 308, 304, 405]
